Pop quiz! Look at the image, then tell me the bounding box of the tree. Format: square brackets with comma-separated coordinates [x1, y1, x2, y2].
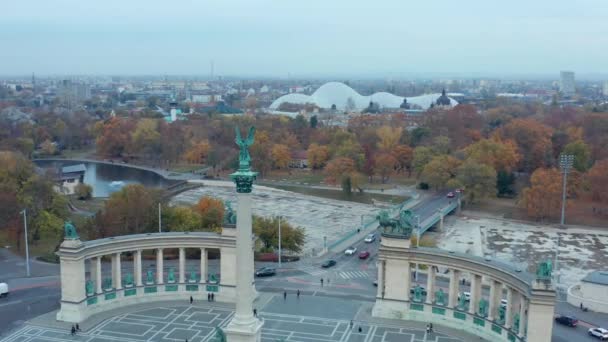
[310, 115, 318, 128]
[376, 126, 402, 152]
[464, 138, 520, 173]
[324, 157, 362, 194]
[412, 146, 436, 177]
[421, 155, 461, 190]
[95, 117, 135, 157]
[307, 144, 329, 170]
[391, 145, 413, 175]
[562, 140, 591, 172]
[131, 119, 161, 157]
[250, 130, 272, 178]
[253, 216, 305, 254]
[496, 170, 516, 197]
[184, 140, 211, 164]
[587, 159, 608, 203]
[374, 153, 398, 183]
[40, 139, 57, 155]
[431, 136, 451, 155]
[75, 183, 93, 200]
[271, 144, 291, 169]
[164, 206, 202, 232]
[494, 118, 553, 172]
[454, 159, 497, 204]
[194, 196, 225, 229]
[520, 168, 563, 221]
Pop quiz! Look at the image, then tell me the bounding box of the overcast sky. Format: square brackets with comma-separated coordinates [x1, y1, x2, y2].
[1, 0, 607, 77]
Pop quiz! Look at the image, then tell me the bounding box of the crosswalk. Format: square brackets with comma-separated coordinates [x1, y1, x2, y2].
[298, 265, 328, 277]
[338, 271, 370, 279]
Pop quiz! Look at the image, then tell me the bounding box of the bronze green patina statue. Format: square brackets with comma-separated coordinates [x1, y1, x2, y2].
[376, 209, 414, 237]
[103, 277, 112, 290]
[413, 285, 424, 302]
[124, 273, 133, 286]
[498, 305, 506, 323]
[168, 267, 176, 283]
[223, 200, 236, 225]
[435, 288, 445, 305]
[63, 220, 79, 240]
[231, 126, 258, 194]
[458, 292, 467, 310]
[536, 260, 553, 280]
[146, 269, 154, 284]
[85, 280, 94, 295]
[189, 268, 197, 282]
[478, 298, 488, 317]
[213, 327, 226, 342]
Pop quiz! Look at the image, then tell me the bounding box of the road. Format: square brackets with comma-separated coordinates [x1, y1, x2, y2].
[1, 233, 606, 341]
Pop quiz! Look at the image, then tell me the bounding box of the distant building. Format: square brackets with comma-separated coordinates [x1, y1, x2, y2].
[560, 71, 576, 96]
[56, 164, 86, 195]
[567, 271, 608, 314]
[289, 150, 308, 169]
[435, 89, 451, 107]
[603, 81, 608, 97]
[58, 80, 91, 109]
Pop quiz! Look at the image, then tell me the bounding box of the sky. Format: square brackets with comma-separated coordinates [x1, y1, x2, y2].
[1, 0, 607, 77]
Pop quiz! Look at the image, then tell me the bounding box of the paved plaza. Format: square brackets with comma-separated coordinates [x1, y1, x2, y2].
[1, 295, 467, 342]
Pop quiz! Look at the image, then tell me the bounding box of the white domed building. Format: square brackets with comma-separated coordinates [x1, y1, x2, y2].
[270, 82, 457, 112]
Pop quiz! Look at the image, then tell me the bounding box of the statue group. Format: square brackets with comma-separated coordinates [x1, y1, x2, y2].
[223, 201, 236, 225]
[376, 209, 414, 237]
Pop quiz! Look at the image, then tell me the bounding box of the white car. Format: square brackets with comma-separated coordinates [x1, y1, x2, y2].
[589, 328, 608, 340]
[344, 247, 357, 255]
[0, 282, 8, 298]
[364, 234, 376, 243]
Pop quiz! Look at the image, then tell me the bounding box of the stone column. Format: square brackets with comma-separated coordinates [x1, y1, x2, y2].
[505, 287, 514, 328]
[385, 259, 410, 301]
[448, 269, 460, 308]
[134, 250, 143, 286]
[179, 247, 186, 283]
[469, 274, 481, 315]
[488, 280, 500, 321]
[56, 237, 87, 323]
[95, 256, 102, 294]
[376, 260, 385, 299]
[526, 283, 556, 342]
[156, 248, 164, 284]
[519, 297, 527, 337]
[426, 265, 436, 304]
[200, 248, 208, 283]
[112, 253, 122, 290]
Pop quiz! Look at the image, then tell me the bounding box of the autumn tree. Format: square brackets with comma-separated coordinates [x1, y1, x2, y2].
[271, 144, 291, 169]
[250, 130, 272, 178]
[194, 196, 225, 229]
[131, 119, 161, 157]
[324, 157, 362, 194]
[164, 206, 202, 232]
[494, 118, 553, 172]
[431, 136, 451, 155]
[307, 143, 329, 170]
[253, 216, 305, 253]
[75, 183, 93, 200]
[391, 145, 413, 175]
[40, 139, 57, 155]
[96, 117, 135, 157]
[421, 155, 461, 190]
[184, 140, 211, 164]
[376, 126, 402, 152]
[562, 140, 590, 172]
[453, 159, 497, 204]
[412, 146, 436, 177]
[375, 153, 398, 183]
[464, 138, 520, 173]
[520, 168, 563, 221]
[587, 159, 608, 203]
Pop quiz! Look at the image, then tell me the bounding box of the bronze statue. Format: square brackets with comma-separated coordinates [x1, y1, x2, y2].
[235, 126, 255, 171]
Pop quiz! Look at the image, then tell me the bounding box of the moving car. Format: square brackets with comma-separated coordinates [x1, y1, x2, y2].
[0, 283, 8, 298]
[321, 260, 337, 268]
[358, 251, 370, 259]
[555, 315, 578, 327]
[588, 327, 608, 340]
[446, 192, 455, 198]
[364, 233, 376, 243]
[255, 267, 276, 277]
[344, 246, 357, 255]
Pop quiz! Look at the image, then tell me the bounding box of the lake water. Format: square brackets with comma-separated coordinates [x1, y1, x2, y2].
[35, 160, 171, 197]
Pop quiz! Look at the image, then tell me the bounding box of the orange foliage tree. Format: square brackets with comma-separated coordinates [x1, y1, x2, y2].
[183, 140, 211, 164]
[464, 138, 520, 172]
[307, 143, 330, 170]
[194, 196, 225, 229]
[391, 145, 414, 175]
[375, 153, 398, 184]
[494, 118, 553, 172]
[271, 144, 291, 169]
[587, 159, 608, 203]
[324, 157, 361, 193]
[520, 168, 579, 221]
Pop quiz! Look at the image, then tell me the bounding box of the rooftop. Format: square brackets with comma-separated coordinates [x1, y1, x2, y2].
[61, 164, 86, 174]
[582, 271, 608, 286]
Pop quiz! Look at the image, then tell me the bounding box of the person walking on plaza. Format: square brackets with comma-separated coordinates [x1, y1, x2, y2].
[320, 278, 324, 287]
[207, 293, 211, 302]
[350, 320, 353, 329]
[253, 308, 257, 317]
[211, 293, 214, 301]
[190, 296, 193, 304]
[429, 323, 433, 333]
[76, 324, 80, 332]
[283, 290, 287, 300]
[71, 325, 76, 336]
[297, 289, 300, 298]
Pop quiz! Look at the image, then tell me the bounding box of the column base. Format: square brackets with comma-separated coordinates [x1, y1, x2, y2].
[224, 317, 263, 342]
[56, 301, 88, 323]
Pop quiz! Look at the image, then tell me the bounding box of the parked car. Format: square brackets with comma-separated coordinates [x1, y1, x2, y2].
[555, 315, 578, 327]
[255, 267, 276, 277]
[0, 283, 8, 298]
[321, 260, 337, 268]
[344, 246, 357, 255]
[364, 234, 376, 243]
[457, 292, 471, 301]
[446, 192, 455, 198]
[588, 327, 608, 340]
[358, 251, 370, 259]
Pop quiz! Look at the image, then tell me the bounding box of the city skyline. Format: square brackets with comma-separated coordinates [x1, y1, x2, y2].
[2, 0, 607, 76]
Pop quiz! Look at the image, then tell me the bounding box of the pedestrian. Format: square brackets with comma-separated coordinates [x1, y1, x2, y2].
[297, 289, 300, 298]
[320, 278, 324, 287]
[327, 278, 330, 285]
[429, 323, 433, 333]
[76, 324, 80, 331]
[211, 293, 215, 301]
[350, 320, 353, 329]
[580, 302, 583, 309]
[190, 296, 193, 304]
[208, 293, 211, 302]
[71, 325, 76, 336]
[358, 326, 362, 333]
[283, 291, 287, 300]
[426, 324, 430, 334]
[253, 308, 257, 317]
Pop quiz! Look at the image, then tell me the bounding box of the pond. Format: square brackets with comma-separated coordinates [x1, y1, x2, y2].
[35, 160, 172, 197]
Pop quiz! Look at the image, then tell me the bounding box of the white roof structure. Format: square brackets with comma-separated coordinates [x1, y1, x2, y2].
[270, 82, 458, 111]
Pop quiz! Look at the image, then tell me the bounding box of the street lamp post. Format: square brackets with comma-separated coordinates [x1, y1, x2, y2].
[158, 203, 162, 233]
[414, 215, 420, 281]
[559, 154, 574, 226]
[21, 209, 30, 277]
[278, 216, 282, 268]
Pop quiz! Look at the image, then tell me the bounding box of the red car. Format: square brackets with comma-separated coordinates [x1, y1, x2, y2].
[359, 251, 370, 259]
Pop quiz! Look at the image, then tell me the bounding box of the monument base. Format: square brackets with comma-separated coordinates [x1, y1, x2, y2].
[224, 317, 263, 342]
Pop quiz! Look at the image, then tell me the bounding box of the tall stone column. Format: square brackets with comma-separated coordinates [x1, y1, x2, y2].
[505, 287, 514, 328]
[95, 256, 102, 294]
[200, 248, 208, 283]
[134, 250, 143, 286]
[156, 249, 164, 284]
[179, 247, 186, 283]
[448, 269, 460, 308]
[112, 253, 122, 290]
[488, 280, 500, 321]
[426, 266, 436, 304]
[225, 131, 263, 342]
[519, 297, 527, 337]
[469, 274, 481, 315]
